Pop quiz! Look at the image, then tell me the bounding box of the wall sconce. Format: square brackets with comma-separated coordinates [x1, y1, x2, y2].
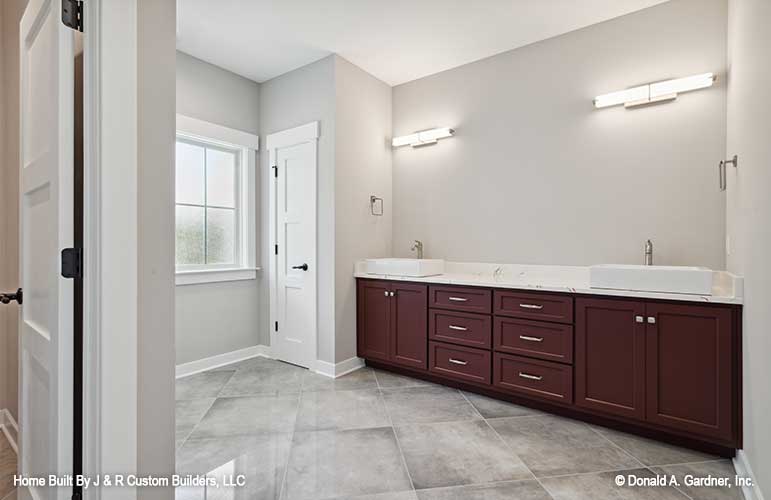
[594, 73, 716, 109]
[392, 127, 455, 148]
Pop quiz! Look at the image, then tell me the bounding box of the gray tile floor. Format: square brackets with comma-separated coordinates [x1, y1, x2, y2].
[175, 358, 744, 500]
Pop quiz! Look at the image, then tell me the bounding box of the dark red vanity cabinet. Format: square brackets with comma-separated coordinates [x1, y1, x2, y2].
[645, 303, 734, 442]
[575, 298, 647, 420]
[357, 280, 428, 370]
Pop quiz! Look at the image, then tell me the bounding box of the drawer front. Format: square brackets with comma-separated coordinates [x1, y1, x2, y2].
[429, 285, 492, 314]
[429, 341, 491, 386]
[430, 309, 492, 349]
[494, 290, 573, 324]
[494, 317, 573, 364]
[494, 353, 573, 404]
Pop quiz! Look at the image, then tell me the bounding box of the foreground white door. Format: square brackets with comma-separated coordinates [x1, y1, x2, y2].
[19, 1, 74, 499]
[268, 123, 318, 369]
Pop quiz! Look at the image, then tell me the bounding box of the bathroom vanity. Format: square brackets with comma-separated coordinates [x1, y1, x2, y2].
[355, 263, 743, 456]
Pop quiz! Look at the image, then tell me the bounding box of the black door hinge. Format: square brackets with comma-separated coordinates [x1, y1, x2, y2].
[61, 248, 83, 279]
[62, 0, 84, 32]
[275, 244, 278, 255]
[272, 165, 278, 178]
[275, 321, 279, 332]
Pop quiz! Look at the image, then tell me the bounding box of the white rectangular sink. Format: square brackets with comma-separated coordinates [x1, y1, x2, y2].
[366, 258, 445, 277]
[590, 265, 713, 295]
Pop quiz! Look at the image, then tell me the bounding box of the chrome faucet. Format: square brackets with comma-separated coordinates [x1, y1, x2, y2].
[411, 240, 424, 259]
[644, 239, 654, 266]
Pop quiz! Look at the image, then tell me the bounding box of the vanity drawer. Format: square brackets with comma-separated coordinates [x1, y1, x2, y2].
[494, 353, 573, 404]
[430, 310, 492, 349]
[494, 290, 573, 324]
[494, 317, 573, 364]
[429, 341, 491, 386]
[429, 285, 491, 314]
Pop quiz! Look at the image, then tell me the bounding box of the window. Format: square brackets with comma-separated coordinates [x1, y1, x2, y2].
[175, 115, 259, 285]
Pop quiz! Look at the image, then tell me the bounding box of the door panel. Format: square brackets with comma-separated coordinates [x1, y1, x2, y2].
[274, 140, 316, 368]
[575, 298, 646, 420]
[357, 280, 391, 362]
[391, 283, 428, 370]
[646, 304, 733, 441]
[19, 1, 74, 498]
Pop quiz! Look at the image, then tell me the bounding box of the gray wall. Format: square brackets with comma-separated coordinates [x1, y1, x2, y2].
[334, 57, 393, 362]
[726, 0, 771, 493]
[0, 0, 29, 421]
[137, 0, 176, 496]
[392, 0, 727, 269]
[259, 55, 337, 362]
[175, 52, 262, 364]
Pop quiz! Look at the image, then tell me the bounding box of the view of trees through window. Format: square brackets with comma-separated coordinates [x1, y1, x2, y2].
[175, 139, 239, 267]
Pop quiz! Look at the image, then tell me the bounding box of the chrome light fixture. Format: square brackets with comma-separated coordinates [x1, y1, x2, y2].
[392, 127, 455, 148]
[594, 73, 716, 109]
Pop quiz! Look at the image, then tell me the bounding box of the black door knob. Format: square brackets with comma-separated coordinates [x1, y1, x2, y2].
[292, 263, 309, 271]
[0, 288, 23, 305]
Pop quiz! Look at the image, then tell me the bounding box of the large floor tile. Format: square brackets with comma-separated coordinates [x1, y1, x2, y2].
[301, 368, 378, 392]
[395, 419, 532, 489]
[210, 356, 276, 372]
[175, 370, 235, 400]
[461, 391, 543, 419]
[374, 370, 432, 390]
[540, 468, 688, 500]
[295, 389, 390, 431]
[282, 427, 411, 500]
[653, 460, 743, 500]
[176, 433, 293, 500]
[219, 361, 305, 397]
[189, 395, 299, 439]
[416, 480, 551, 500]
[382, 386, 480, 425]
[488, 415, 642, 477]
[175, 398, 215, 448]
[592, 426, 719, 466]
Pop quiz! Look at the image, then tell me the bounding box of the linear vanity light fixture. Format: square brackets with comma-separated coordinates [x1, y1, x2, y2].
[392, 127, 455, 148]
[594, 72, 716, 109]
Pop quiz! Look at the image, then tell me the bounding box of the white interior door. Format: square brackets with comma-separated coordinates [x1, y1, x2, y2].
[268, 123, 318, 369]
[19, 1, 74, 499]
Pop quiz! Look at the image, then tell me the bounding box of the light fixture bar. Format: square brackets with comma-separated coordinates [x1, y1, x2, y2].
[392, 127, 455, 148]
[594, 72, 715, 109]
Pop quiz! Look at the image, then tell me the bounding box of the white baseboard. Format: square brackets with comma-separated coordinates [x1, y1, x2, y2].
[176, 345, 272, 378]
[734, 449, 766, 500]
[0, 408, 19, 455]
[314, 356, 365, 379]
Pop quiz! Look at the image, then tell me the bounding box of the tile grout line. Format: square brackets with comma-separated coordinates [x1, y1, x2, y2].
[643, 466, 695, 500]
[585, 424, 648, 469]
[457, 390, 486, 420]
[276, 381, 304, 500]
[377, 372, 418, 496]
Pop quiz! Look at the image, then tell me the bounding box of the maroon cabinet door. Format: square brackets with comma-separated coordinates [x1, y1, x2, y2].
[575, 298, 646, 420]
[391, 283, 428, 370]
[646, 303, 734, 441]
[357, 280, 392, 362]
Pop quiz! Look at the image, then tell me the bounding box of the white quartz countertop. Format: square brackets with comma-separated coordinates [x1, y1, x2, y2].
[354, 261, 743, 305]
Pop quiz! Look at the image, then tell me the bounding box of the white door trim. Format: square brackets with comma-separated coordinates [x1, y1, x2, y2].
[266, 122, 319, 368]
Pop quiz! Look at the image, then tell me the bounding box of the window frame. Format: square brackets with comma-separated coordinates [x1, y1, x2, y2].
[174, 114, 259, 285]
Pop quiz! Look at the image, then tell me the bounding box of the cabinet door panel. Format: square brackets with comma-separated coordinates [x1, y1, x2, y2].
[646, 304, 733, 441]
[575, 298, 646, 420]
[391, 283, 428, 370]
[357, 280, 391, 362]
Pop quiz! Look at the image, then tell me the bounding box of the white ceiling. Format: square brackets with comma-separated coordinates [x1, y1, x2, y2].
[177, 0, 670, 86]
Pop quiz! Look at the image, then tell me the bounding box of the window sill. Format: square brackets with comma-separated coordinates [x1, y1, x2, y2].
[175, 267, 261, 286]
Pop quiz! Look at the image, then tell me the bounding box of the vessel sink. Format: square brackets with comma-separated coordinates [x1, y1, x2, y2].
[366, 258, 445, 277]
[590, 264, 713, 295]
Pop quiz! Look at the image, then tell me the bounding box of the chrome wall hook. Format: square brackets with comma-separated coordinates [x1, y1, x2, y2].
[719, 155, 738, 191]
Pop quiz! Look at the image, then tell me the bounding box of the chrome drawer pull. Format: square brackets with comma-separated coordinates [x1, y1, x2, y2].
[519, 303, 544, 310]
[448, 297, 468, 302]
[519, 335, 543, 342]
[448, 358, 468, 366]
[448, 325, 468, 331]
[518, 372, 543, 381]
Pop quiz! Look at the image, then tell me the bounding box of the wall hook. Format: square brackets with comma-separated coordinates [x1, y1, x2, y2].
[718, 155, 738, 191]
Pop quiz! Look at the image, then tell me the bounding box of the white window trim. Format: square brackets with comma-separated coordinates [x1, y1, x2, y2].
[175, 114, 259, 285]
